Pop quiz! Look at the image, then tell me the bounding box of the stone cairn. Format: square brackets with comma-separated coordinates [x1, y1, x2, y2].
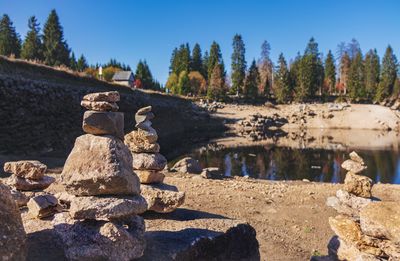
[4, 160, 59, 218]
[53, 91, 148, 261]
[125, 106, 185, 213]
[325, 151, 400, 260]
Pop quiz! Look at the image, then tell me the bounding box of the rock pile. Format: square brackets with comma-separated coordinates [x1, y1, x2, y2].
[54, 91, 147, 261]
[325, 151, 400, 260]
[4, 160, 54, 192]
[125, 106, 185, 213]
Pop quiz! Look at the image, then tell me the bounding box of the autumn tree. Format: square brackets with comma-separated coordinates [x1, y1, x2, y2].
[231, 34, 246, 95]
[166, 73, 178, 94]
[339, 52, 351, 94]
[243, 60, 260, 98]
[207, 41, 225, 82]
[21, 16, 43, 60]
[188, 71, 207, 95]
[274, 53, 291, 103]
[0, 14, 21, 57]
[43, 9, 70, 66]
[258, 40, 273, 97]
[207, 63, 225, 99]
[177, 70, 191, 95]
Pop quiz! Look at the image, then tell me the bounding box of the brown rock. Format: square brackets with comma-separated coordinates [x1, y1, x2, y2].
[140, 127, 158, 143]
[6, 175, 55, 191]
[171, 157, 202, 174]
[70, 195, 147, 220]
[360, 201, 400, 243]
[140, 183, 185, 213]
[81, 100, 119, 112]
[135, 170, 165, 184]
[0, 183, 27, 261]
[82, 111, 124, 139]
[3, 160, 46, 180]
[27, 194, 59, 218]
[124, 130, 160, 153]
[10, 189, 29, 207]
[62, 134, 140, 196]
[342, 159, 367, 174]
[344, 172, 373, 198]
[201, 167, 223, 179]
[349, 151, 365, 165]
[53, 213, 145, 261]
[132, 153, 167, 171]
[82, 91, 120, 102]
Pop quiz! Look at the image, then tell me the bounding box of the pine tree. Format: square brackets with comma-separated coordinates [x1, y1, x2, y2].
[135, 60, 155, 90]
[202, 50, 209, 80]
[324, 50, 336, 95]
[43, 9, 70, 66]
[347, 38, 361, 60]
[174, 43, 190, 75]
[77, 54, 88, 72]
[243, 60, 260, 98]
[364, 49, 380, 99]
[258, 40, 273, 97]
[0, 14, 21, 57]
[208, 41, 225, 82]
[231, 34, 246, 95]
[191, 43, 203, 73]
[177, 70, 191, 95]
[274, 53, 291, 103]
[347, 51, 365, 100]
[376, 45, 398, 101]
[69, 52, 77, 70]
[21, 16, 43, 60]
[169, 47, 178, 74]
[208, 63, 225, 99]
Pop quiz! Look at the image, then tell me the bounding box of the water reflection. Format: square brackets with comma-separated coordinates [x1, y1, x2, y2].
[189, 146, 400, 184]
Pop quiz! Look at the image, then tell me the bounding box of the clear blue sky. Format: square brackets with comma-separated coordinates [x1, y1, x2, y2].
[1, 0, 399, 83]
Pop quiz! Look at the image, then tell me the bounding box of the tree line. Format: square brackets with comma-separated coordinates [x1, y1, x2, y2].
[0, 10, 160, 90]
[166, 36, 399, 103]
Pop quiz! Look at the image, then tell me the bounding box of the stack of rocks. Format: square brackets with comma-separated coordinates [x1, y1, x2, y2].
[325, 151, 400, 260]
[54, 91, 148, 261]
[125, 106, 185, 213]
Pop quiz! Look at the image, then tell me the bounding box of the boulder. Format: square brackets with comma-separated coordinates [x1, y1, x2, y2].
[82, 91, 120, 102]
[140, 183, 185, 213]
[27, 194, 59, 218]
[81, 100, 119, 112]
[3, 160, 47, 180]
[342, 159, 367, 174]
[0, 183, 27, 261]
[132, 153, 167, 171]
[10, 189, 29, 207]
[360, 202, 400, 243]
[6, 175, 55, 191]
[201, 167, 223, 179]
[135, 170, 165, 184]
[53, 213, 145, 261]
[171, 157, 202, 174]
[82, 111, 124, 139]
[124, 131, 160, 153]
[344, 172, 373, 198]
[70, 195, 148, 220]
[135, 112, 155, 125]
[62, 134, 140, 196]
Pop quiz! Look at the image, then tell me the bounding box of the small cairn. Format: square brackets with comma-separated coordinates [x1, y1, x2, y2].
[4, 160, 57, 213]
[125, 106, 185, 213]
[54, 91, 147, 261]
[324, 151, 400, 260]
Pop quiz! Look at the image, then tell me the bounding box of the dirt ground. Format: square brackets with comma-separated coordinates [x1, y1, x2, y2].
[163, 173, 400, 261]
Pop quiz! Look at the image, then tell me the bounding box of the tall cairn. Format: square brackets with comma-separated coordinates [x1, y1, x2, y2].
[125, 106, 185, 213]
[54, 91, 147, 261]
[325, 151, 400, 260]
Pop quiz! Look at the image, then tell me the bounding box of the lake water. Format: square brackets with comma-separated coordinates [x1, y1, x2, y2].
[171, 130, 400, 184]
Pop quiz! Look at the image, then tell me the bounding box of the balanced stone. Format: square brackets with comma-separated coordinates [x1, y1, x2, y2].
[124, 130, 160, 153]
[4, 160, 47, 180]
[140, 127, 158, 143]
[6, 175, 55, 191]
[53, 213, 145, 261]
[82, 111, 124, 139]
[62, 134, 140, 196]
[135, 170, 165, 184]
[27, 194, 59, 218]
[70, 195, 148, 220]
[342, 159, 367, 174]
[135, 120, 153, 131]
[344, 172, 373, 198]
[132, 152, 167, 171]
[136, 105, 152, 115]
[360, 202, 400, 243]
[135, 112, 155, 125]
[82, 91, 120, 102]
[140, 183, 185, 213]
[0, 183, 27, 261]
[350, 151, 365, 165]
[81, 100, 119, 112]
